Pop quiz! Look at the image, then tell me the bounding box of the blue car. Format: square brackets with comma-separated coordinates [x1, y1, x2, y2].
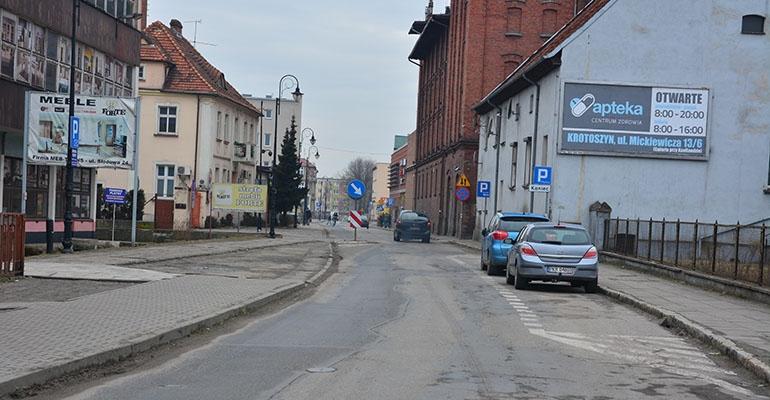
[480, 212, 549, 275]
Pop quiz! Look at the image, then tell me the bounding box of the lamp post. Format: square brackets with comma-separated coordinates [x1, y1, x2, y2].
[62, 0, 80, 253]
[303, 145, 320, 225]
[298, 128, 316, 226]
[268, 75, 302, 238]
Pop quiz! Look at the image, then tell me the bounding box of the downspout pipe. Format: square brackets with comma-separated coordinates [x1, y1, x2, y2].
[522, 73, 540, 213]
[485, 98, 503, 215]
[192, 95, 201, 228]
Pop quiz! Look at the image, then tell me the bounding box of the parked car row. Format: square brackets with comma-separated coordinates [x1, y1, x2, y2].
[481, 212, 599, 293]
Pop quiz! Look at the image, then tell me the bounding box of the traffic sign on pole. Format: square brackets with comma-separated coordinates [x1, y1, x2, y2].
[70, 116, 80, 149]
[455, 187, 471, 202]
[477, 181, 491, 198]
[347, 179, 365, 200]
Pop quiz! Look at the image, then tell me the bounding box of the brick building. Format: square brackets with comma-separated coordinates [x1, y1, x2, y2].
[388, 135, 409, 219]
[407, 0, 585, 238]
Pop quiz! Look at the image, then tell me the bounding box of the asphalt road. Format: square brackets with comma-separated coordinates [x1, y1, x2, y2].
[56, 225, 769, 400]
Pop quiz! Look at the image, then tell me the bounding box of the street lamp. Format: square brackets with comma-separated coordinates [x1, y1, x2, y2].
[268, 75, 302, 238]
[298, 127, 316, 159]
[302, 145, 320, 225]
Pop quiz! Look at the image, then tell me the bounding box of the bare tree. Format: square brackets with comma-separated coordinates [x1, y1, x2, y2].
[339, 158, 376, 211]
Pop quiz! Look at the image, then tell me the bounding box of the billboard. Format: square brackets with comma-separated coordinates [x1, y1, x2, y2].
[212, 184, 267, 213]
[561, 82, 709, 159]
[26, 92, 136, 168]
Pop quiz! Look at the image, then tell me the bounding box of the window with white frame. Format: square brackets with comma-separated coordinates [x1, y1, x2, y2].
[234, 117, 239, 142]
[243, 121, 248, 143]
[264, 109, 273, 119]
[158, 105, 177, 134]
[224, 114, 230, 141]
[509, 142, 518, 189]
[523, 137, 532, 186]
[264, 132, 271, 147]
[156, 164, 175, 198]
[138, 65, 145, 80]
[541, 135, 549, 165]
[216, 112, 222, 140]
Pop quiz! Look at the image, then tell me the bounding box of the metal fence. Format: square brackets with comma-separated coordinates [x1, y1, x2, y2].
[0, 213, 25, 277]
[604, 218, 768, 287]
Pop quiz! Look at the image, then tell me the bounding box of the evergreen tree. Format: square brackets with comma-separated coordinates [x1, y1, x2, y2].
[273, 116, 307, 225]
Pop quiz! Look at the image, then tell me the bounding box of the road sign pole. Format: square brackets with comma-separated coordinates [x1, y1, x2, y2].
[111, 203, 116, 242]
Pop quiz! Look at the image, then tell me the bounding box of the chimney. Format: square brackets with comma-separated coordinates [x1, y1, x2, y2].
[140, 0, 148, 30]
[169, 19, 183, 36]
[425, 0, 433, 19]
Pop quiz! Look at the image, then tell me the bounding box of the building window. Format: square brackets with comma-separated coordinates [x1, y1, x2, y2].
[524, 137, 532, 187]
[243, 121, 248, 143]
[541, 9, 558, 37]
[541, 135, 549, 165]
[510, 142, 518, 190]
[138, 64, 145, 80]
[156, 164, 175, 198]
[742, 15, 766, 34]
[529, 94, 534, 114]
[224, 114, 230, 141]
[55, 167, 92, 219]
[2, 157, 22, 213]
[215, 167, 220, 183]
[506, 7, 523, 35]
[264, 109, 273, 119]
[263, 132, 271, 147]
[158, 106, 177, 134]
[216, 111, 222, 140]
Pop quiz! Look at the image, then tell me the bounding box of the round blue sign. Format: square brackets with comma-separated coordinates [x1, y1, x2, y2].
[347, 179, 366, 200]
[455, 187, 471, 202]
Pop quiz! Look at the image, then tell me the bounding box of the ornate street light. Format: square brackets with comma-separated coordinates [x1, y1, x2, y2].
[268, 74, 302, 238]
[302, 145, 320, 225]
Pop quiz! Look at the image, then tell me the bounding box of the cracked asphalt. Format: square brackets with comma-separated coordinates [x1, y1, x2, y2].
[53, 226, 769, 400]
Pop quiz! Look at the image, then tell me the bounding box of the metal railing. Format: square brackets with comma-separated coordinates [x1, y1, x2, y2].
[604, 218, 768, 286]
[0, 213, 25, 277]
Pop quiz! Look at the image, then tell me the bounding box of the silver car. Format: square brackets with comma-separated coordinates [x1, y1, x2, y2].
[505, 223, 599, 293]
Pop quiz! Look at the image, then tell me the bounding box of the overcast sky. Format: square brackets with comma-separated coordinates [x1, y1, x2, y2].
[147, 0, 445, 177]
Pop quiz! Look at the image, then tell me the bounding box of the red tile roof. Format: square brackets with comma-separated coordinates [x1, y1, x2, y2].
[474, 0, 611, 113]
[142, 21, 259, 114]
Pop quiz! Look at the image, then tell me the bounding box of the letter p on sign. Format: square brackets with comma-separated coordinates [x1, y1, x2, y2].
[533, 166, 552, 186]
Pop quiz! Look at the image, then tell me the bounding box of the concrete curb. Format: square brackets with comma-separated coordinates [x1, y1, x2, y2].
[599, 285, 770, 384]
[0, 241, 338, 397]
[446, 240, 481, 252]
[601, 252, 770, 306]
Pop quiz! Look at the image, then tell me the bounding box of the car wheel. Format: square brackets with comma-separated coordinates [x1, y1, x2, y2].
[480, 254, 487, 271]
[584, 279, 599, 294]
[514, 268, 529, 290]
[422, 236, 430, 243]
[505, 265, 515, 285]
[570, 282, 582, 288]
[486, 261, 498, 276]
[394, 232, 401, 242]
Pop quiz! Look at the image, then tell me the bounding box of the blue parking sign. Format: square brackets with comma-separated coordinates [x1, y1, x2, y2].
[70, 116, 80, 149]
[477, 181, 491, 198]
[533, 166, 552, 185]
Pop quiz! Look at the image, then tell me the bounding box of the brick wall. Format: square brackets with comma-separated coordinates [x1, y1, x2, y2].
[410, 0, 580, 238]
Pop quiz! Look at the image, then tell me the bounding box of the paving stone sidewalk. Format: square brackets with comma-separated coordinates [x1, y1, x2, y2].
[0, 225, 334, 396]
[441, 235, 770, 380]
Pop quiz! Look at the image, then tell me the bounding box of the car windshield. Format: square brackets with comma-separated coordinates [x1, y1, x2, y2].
[499, 217, 547, 233]
[400, 212, 428, 221]
[528, 227, 591, 245]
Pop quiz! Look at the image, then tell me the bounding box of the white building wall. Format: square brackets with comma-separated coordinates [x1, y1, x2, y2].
[478, 0, 770, 230]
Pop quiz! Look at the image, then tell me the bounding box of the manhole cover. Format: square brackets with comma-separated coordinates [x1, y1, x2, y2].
[306, 367, 336, 373]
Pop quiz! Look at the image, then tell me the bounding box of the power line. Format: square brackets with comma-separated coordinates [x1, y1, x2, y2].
[316, 146, 390, 157]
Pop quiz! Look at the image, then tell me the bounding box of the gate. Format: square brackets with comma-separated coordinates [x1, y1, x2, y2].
[0, 213, 25, 276]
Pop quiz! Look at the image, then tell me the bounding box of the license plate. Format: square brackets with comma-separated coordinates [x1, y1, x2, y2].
[546, 266, 575, 275]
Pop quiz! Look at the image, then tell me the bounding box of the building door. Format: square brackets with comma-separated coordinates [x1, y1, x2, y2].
[154, 199, 174, 230]
[190, 192, 202, 229]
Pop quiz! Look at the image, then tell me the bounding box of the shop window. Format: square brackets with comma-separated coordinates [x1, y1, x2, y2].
[742, 15, 766, 34]
[2, 157, 22, 213]
[156, 164, 175, 198]
[55, 167, 92, 219]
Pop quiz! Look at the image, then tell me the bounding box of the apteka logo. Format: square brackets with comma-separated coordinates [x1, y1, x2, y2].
[570, 93, 644, 118]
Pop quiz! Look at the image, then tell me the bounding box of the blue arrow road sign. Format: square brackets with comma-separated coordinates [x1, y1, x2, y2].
[386, 198, 394, 207]
[104, 188, 127, 204]
[347, 179, 365, 200]
[70, 116, 80, 149]
[477, 181, 491, 198]
[533, 166, 552, 185]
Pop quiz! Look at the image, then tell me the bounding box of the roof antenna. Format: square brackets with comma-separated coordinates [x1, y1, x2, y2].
[183, 19, 217, 48]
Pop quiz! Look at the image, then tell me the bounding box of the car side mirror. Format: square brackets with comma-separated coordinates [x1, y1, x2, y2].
[503, 238, 514, 245]
[481, 229, 489, 237]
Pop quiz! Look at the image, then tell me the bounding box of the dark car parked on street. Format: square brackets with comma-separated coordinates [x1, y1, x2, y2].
[505, 223, 599, 293]
[393, 211, 431, 243]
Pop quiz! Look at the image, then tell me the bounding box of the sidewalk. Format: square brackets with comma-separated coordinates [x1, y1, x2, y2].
[0, 224, 335, 396]
[441, 236, 770, 383]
